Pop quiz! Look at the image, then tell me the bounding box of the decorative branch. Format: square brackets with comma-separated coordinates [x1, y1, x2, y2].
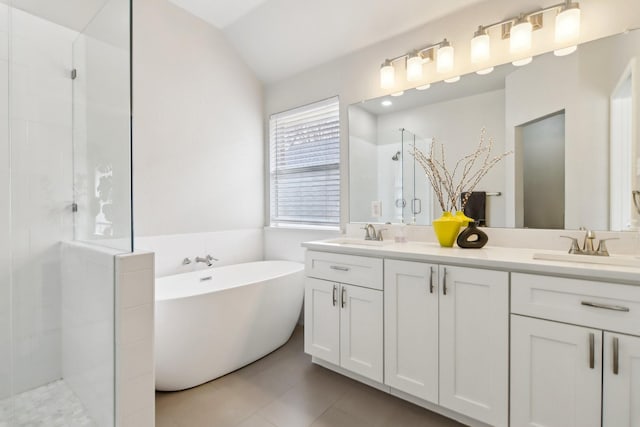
[411, 128, 512, 213]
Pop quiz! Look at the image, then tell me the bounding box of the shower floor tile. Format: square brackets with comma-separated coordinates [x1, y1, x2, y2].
[156, 326, 464, 427]
[0, 380, 94, 427]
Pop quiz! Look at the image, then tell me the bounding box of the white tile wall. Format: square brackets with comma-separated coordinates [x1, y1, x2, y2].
[136, 228, 263, 277]
[6, 5, 77, 396]
[115, 251, 155, 427]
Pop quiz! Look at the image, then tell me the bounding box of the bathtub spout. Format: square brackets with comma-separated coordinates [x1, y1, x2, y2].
[195, 255, 218, 267]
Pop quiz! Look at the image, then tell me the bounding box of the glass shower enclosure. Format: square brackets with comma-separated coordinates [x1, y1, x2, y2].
[0, 0, 131, 425]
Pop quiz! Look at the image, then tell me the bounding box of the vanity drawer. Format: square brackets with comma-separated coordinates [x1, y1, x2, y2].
[305, 250, 383, 290]
[511, 273, 640, 335]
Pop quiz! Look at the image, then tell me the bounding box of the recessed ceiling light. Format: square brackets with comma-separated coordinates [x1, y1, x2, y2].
[444, 76, 461, 83]
[381, 100, 393, 107]
[391, 91, 405, 97]
[416, 84, 431, 91]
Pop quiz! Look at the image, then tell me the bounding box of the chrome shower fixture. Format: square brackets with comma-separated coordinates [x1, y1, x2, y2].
[392, 151, 401, 161]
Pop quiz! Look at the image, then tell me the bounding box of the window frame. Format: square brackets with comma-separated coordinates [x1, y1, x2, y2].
[268, 96, 341, 230]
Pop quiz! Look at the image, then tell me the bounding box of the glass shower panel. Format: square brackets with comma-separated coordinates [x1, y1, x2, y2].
[73, 0, 131, 252]
[402, 130, 432, 225]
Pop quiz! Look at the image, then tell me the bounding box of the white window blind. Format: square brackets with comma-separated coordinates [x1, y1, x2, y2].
[270, 97, 340, 227]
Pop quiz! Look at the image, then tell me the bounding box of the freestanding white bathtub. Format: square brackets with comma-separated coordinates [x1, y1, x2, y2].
[154, 260, 304, 391]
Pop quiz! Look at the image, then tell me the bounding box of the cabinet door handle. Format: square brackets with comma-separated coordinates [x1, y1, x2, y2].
[442, 268, 448, 295]
[613, 337, 619, 375]
[581, 301, 630, 312]
[330, 265, 350, 272]
[429, 267, 434, 294]
[332, 284, 337, 307]
[589, 333, 595, 369]
[341, 286, 346, 309]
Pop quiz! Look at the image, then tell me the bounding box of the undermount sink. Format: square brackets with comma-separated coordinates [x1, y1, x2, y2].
[533, 252, 640, 268]
[325, 238, 394, 247]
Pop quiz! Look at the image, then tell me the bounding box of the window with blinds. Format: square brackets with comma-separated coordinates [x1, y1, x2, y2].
[269, 97, 340, 228]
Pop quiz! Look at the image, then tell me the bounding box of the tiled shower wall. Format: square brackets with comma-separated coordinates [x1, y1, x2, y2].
[1, 4, 77, 397]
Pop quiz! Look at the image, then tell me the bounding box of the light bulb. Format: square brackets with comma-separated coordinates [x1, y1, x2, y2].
[555, 4, 580, 45]
[406, 53, 423, 82]
[380, 60, 395, 89]
[436, 40, 454, 73]
[381, 100, 392, 107]
[470, 27, 490, 64]
[510, 17, 533, 54]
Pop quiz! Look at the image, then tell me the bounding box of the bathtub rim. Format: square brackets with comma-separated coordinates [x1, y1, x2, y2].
[155, 259, 304, 302]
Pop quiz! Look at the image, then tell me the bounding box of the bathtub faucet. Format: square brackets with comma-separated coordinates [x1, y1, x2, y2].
[195, 254, 218, 267]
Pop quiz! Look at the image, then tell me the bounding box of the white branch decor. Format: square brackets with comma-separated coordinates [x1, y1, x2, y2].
[411, 128, 512, 213]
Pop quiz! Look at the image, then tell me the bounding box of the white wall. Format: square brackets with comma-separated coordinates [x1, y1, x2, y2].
[348, 105, 379, 222]
[132, 0, 264, 237]
[135, 229, 263, 277]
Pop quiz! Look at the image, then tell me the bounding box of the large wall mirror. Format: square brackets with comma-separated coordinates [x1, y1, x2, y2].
[349, 30, 640, 231]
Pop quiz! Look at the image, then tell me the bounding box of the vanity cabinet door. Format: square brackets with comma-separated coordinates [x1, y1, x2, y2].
[384, 259, 438, 403]
[304, 277, 340, 366]
[511, 315, 602, 427]
[438, 266, 509, 427]
[340, 284, 383, 383]
[603, 332, 640, 427]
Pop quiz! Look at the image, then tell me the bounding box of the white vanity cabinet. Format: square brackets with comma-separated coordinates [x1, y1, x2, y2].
[511, 273, 640, 427]
[384, 260, 509, 427]
[304, 251, 384, 383]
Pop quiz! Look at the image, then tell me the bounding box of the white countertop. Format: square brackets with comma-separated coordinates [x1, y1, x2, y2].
[302, 239, 640, 285]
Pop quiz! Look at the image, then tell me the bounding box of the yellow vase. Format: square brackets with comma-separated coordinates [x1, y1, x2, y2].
[432, 212, 462, 247]
[455, 210, 475, 227]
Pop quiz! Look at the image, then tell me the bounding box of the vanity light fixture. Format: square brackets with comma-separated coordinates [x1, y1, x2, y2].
[406, 51, 423, 82]
[469, 1, 581, 71]
[510, 15, 534, 55]
[436, 39, 454, 73]
[380, 60, 395, 89]
[378, 39, 452, 90]
[470, 26, 491, 64]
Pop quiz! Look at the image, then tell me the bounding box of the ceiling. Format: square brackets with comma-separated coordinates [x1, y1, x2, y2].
[168, 0, 485, 83]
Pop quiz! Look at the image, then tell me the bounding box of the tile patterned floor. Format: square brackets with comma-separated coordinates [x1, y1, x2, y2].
[156, 327, 465, 427]
[0, 380, 94, 427]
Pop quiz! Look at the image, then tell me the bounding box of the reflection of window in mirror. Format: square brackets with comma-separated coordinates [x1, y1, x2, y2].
[610, 61, 636, 231]
[516, 111, 566, 230]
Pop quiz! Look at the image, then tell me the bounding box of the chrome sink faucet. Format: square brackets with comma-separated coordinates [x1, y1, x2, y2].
[195, 254, 218, 267]
[361, 224, 386, 241]
[560, 229, 618, 256]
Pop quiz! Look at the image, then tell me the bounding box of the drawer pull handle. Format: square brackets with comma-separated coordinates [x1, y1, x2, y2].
[332, 284, 337, 307]
[589, 333, 595, 369]
[341, 287, 346, 309]
[429, 267, 434, 294]
[613, 337, 619, 375]
[330, 265, 350, 272]
[581, 301, 630, 312]
[442, 268, 448, 295]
